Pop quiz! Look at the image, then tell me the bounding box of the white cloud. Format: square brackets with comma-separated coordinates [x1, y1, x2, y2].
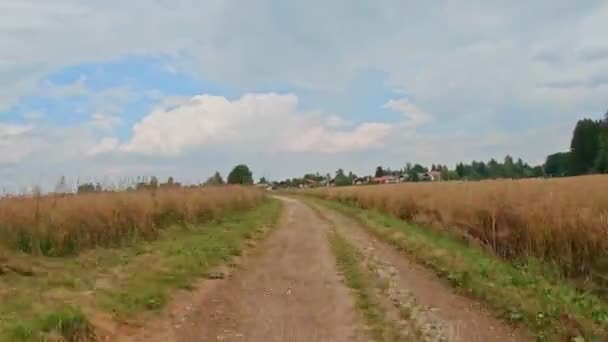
[87, 137, 119, 156]
[121, 93, 392, 155]
[285, 122, 391, 153]
[1, 0, 608, 186]
[383, 98, 432, 128]
[40, 74, 89, 99]
[90, 112, 121, 130]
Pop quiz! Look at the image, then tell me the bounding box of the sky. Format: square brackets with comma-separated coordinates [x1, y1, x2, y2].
[1, 0, 607, 191]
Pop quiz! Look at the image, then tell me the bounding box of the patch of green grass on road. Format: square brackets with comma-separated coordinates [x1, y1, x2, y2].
[314, 198, 608, 341]
[328, 228, 400, 341]
[0, 198, 282, 341]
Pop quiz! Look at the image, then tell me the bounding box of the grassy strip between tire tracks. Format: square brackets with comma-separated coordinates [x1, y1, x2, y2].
[1, 198, 282, 342]
[313, 197, 608, 342]
[328, 227, 402, 341]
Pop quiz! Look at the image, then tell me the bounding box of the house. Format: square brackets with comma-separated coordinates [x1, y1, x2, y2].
[303, 178, 321, 187]
[372, 175, 399, 184]
[428, 170, 442, 181]
[418, 173, 432, 181]
[417, 171, 442, 181]
[352, 176, 372, 185]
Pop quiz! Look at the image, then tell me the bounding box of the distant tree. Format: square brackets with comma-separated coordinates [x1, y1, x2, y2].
[374, 166, 384, 178]
[205, 171, 225, 185]
[149, 176, 159, 188]
[503, 155, 515, 178]
[302, 173, 323, 182]
[544, 152, 571, 177]
[440, 165, 449, 180]
[455, 163, 465, 179]
[515, 158, 525, 178]
[487, 158, 502, 178]
[531, 165, 544, 178]
[472, 161, 488, 178]
[160, 176, 181, 188]
[594, 131, 608, 173]
[409, 172, 420, 182]
[259, 177, 268, 184]
[77, 183, 96, 194]
[570, 119, 601, 175]
[405, 162, 412, 173]
[227, 164, 254, 185]
[411, 164, 427, 173]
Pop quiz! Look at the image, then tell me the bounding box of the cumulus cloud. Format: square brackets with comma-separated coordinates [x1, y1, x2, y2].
[2, 0, 608, 187]
[90, 112, 121, 130]
[87, 137, 119, 156]
[383, 98, 432, 128]
[121, 93, 392, 155]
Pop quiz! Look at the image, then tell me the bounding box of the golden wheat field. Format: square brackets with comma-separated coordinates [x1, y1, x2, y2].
[0, 186, 264, 256]
[305, 175, 608, 281]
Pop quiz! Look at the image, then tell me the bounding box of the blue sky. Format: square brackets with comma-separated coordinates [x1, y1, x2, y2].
[0, 0, 607, 191]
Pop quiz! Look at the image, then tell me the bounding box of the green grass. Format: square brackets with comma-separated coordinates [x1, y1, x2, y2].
[7, 306, 94, 342]
[0, 198, 282, 341]
[313, 198, 608, 341]
[327, 228, 399, 341]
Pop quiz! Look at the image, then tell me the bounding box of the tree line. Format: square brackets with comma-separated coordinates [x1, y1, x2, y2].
[76, 164, 255, 194]
[545, 111, 608, 176]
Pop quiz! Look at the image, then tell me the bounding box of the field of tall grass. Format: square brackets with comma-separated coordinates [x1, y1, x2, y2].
[304, 175, 608, 286]
[0, 186, 264, 256]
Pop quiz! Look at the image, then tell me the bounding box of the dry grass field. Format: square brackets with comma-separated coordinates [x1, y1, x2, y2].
[304, 175, 608, 284]
[0, 186, 265, 256]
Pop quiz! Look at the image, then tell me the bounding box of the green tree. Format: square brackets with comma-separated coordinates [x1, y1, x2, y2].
[531, 165, 544, 178]
[570, 118, 601, 175]
[405, 162, 412, 173]
[374, 166, 384, 178]
[411, 164, 427, 173]
[472, 161, 488, 178]
[77, 183, 96, 194]
[515, 158, 525, 178]
[227, 164, 254, 185]
[440, 165, 449, 180]
[455, 163, 465, 179]
[503, 155, 515, 178]
[259, 177, 268, 184]
[544, 152, 571, 177]
[205, 171, 225, 185]
[409, 172, 420, 182]
[487, 158, 502, 178]
[594, 131, 608, 173]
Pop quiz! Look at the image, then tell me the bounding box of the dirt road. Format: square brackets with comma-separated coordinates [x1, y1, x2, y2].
[174, 197, 366, 341]
[118, 197, 530, 341]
